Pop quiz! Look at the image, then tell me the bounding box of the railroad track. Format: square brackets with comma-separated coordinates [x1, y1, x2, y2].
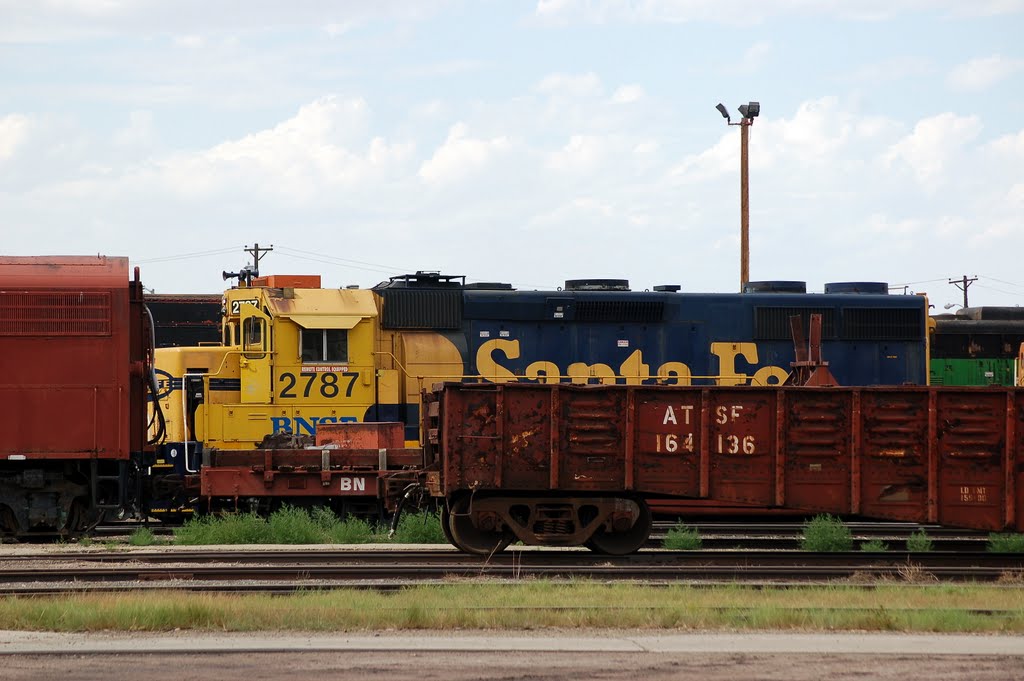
[87, 520, 995, 552]
[1, 549, 1021, 595]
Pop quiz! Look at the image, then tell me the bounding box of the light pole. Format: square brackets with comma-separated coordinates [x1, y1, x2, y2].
[716, 101, 760, 291]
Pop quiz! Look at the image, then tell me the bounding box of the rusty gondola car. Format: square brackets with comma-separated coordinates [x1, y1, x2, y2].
[414, 382, 1024, 554]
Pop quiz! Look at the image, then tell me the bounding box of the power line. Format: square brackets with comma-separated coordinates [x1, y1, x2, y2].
[136, 246, 241, 264]
[978, 274, 1024, 290]
[274, 250, 404, 277]
[973, 283, 1023, 298]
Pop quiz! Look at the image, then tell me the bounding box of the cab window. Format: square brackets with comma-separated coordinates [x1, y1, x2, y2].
[242, 317, 266, 358]
[301, 328, 348, 363]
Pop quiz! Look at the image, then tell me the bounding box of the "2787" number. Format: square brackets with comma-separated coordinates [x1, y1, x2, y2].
[278, 372, 358, 398]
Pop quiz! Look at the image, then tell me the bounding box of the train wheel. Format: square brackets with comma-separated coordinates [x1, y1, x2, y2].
[585, 499, 651, 556]
[448, 497, 513, 556]
[440, 503, 455, 546]
[64, 499, 104, 540]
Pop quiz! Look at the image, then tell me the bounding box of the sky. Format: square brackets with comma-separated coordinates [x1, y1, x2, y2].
[2, 1, 1023, 310]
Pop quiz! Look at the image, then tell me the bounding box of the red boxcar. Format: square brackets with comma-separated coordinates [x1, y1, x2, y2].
[427, 382, 1024, 554]
[0, 256, 151, 536]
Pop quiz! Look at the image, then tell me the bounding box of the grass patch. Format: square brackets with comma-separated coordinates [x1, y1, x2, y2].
[128, 527, 157, 547]
[389, 511, 447, 544]
[662, 523, 702, 550]
[171, 507, 440, 545]
[800, 514, 853, 552]
[174, 512, 273, 545]
[1, 584, 1022, 633]
[906, 529, 933, 553]
[859, 538, 888, 552]
[988, 533, 1024, 553]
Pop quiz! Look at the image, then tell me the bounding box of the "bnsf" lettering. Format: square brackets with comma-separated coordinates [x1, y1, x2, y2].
[271, 416, 358, 435]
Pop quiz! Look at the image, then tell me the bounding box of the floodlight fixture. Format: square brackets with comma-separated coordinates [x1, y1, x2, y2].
[716, 103, 730, 122]
[746, 101, 760, 118]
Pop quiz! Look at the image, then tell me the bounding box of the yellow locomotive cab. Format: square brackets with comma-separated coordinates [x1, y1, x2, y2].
[153, 279, 380, 455]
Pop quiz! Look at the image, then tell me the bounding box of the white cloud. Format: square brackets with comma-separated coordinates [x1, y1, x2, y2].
[174, 34, 203, 49]
[113, 110, 155, 148]
[987, 129, 1024, 157]
[612, 85, 644, 104]
[884, 113, 982, 186]
[81, 96, 414, 203]
[0, 1, 451, 42]
[536, 72, 603, 97]
[766, 97, 855, 160]
[0, 114, 31, 161]
[671, 97, 879, 182]
[864, 212, 924, 236]
[418, 122, 514, 185]
[533, 0, 1024, 25]
[948, 55, 1024, 91]
[546, 135, 610, 173]
[324, 22, 353, 37]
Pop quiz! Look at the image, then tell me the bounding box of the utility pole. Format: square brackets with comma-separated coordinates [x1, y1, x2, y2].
[224, 243, 274, 287]
[245, 243, 274, 274]
[949, 275, 977, 309]
[716, 101, 760, 291]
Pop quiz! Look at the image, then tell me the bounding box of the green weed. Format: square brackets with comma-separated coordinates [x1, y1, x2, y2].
[268, 506, 329, 544]
[859, 538, 888, 552]
[390, 510, 447, 544]
[987, 533, 1024, 553]
[128, 527, 157, 546]
[662, 523, 702, 550]
[906, 529, 933, 553]
[800, 514, 853, 552]
[174, 512, 272, 545]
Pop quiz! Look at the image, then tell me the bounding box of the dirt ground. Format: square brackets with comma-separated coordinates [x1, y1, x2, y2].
[4, 652, 1021, 681]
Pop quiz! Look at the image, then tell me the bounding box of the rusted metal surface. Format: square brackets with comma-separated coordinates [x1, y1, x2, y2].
[202, 421, 420, 501]
[434, 382, 1024, 533]
[784, 313, 838, 387]
[466, 496, 641, 546]
[316, 422, 405, 449]
[0, 256, 140, 461]
[201, 441, 421, 499]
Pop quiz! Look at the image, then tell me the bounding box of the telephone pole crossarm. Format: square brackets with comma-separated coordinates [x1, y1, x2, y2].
[949, 275, 977, 309]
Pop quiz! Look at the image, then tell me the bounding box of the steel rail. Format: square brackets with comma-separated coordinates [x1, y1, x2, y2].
[0, 563, 1019, 581]
[0, 550, 1020, 595]
[84, 520, 994, 552]
[2, 548, 1020, 567]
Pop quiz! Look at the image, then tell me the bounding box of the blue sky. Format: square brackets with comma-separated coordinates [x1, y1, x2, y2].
[2, 1, 1023, 309]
